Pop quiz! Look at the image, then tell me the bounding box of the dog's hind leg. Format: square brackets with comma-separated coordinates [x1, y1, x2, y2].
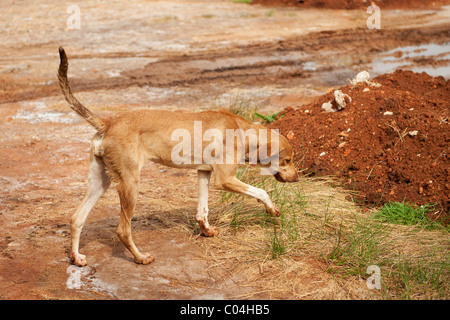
[70, 150, 110, 266]
[196, 170, 218, 237]
[116, 168, 155, 264]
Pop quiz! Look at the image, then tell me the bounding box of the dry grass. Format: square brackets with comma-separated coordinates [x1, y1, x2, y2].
[181, 165, 450, 300]
[66, 148, 449, 300]
[183, 167, 374, 299]
[67, 153, 448, 300]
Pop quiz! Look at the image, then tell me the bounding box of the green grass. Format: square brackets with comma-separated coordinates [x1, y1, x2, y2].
[223, 90, 285, 124]
[219, 165, 305, 259]
[324, 216, 449, 299]
[254, 111, 284, 123]
[373, 201, 448, 231]
[391, 257, 449, 299]
[325, 201, 450, 299]
[225, 94, 258, 122]
[326, 218, 389, 277]
[209, 165, 449, 299]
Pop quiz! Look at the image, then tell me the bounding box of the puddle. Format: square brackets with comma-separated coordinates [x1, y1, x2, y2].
[13, 110, 78, 124]
[12, 101, 78, 124]
[66, 265, 117, 297]
[371, 42, 450, 78]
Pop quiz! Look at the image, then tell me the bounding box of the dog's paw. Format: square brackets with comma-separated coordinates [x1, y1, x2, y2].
[200, 226, 219, 237]
[71, 253, 88, 267]
[136, 253, 155, 265]
[267, 205, 281, 217]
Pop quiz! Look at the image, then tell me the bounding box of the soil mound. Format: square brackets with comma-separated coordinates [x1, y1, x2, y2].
[270, 70, 449, 215]
[252, 0, 450, 9]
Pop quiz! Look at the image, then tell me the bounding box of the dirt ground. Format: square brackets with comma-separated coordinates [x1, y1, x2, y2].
[253, 0, 450, 9]
[271, 70, 450, 215]
[0, 0, 449, 300]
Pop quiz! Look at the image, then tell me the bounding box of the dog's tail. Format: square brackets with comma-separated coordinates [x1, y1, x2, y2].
[57, 47, 107, 133]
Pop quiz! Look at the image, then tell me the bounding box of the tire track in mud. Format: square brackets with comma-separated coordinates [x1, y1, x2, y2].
[115, 24, 450, 88]
[1, 24, 449, 104]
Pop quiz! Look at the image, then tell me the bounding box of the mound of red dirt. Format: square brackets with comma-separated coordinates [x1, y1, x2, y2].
[270, 70, 449, 215]
[252, 0, 450, 9]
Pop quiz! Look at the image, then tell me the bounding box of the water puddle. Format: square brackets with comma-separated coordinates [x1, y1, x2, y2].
[66, 265, 117, 297]
[13, 101, 78, 124]
[371, 42, 450, 78]
[13, 110, 78, 124]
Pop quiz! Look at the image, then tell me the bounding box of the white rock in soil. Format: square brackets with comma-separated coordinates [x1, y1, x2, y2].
[321, 101, 335, 113]
[334, 89, 351, 110]
[352, 71, 371, 85]
[351, 70, 381, 87]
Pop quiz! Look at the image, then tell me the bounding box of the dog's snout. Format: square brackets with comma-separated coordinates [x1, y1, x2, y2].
[274, 170, 299, 183]
[274, 172, 285, 182]
[285, 173, 299, 183]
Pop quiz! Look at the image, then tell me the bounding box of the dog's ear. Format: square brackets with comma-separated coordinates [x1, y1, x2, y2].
[278, 148, 288, 159]
[257, 138, 282, 163]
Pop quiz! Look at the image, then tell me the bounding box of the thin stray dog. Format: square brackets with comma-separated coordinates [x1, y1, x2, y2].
[57, 47, 299, 266]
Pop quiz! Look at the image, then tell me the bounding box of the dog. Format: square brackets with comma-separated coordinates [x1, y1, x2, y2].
[57, 47, 299, 266]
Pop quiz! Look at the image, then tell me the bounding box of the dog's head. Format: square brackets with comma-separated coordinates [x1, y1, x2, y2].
[273, 137, 299, 183]
[257, 131, 299, 183]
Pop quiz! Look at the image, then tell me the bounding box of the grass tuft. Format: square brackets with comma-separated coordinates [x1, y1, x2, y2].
[373, 201, 448, 231]
[198, 165, 450, 299]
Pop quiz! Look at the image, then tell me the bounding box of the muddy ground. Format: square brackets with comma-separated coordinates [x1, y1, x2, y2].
[0, 0, 449, 300]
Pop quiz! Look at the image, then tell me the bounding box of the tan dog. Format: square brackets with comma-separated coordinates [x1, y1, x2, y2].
[57, 47, 299, 266]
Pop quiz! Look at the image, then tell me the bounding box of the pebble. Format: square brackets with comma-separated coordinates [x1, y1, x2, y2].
[334, 90, 351, 110]
[321, 101, 335, 113]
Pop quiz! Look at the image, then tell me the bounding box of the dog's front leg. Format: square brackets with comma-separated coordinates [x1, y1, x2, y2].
[196, 170, 219, 237]
[215, 165, 281, 217]
[244, 184, 281, 217]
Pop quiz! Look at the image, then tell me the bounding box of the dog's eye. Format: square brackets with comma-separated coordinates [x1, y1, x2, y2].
[286, 159, 291, 164]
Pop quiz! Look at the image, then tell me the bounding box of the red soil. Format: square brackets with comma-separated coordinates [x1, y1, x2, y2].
[271, 70, 449, 217]
[252, 0, 450, 9]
